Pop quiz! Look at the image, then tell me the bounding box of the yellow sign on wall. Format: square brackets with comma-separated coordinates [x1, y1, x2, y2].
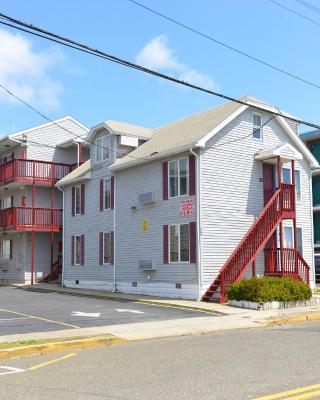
[141, 218, 149, 232]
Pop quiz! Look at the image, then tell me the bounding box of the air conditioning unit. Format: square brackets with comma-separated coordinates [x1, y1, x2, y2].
[139, 259, 157, 271]
[139, 192, 157, 205]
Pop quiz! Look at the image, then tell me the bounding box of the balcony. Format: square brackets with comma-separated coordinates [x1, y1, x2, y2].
[0, 159, 73, 187]
[0, 207, 62, 232]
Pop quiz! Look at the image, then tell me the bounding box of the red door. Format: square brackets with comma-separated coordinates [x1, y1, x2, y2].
[263, 163, 277, 273]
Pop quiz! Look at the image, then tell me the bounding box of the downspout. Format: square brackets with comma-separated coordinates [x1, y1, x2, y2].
[190, 148, 202, 301]
[112, 174, 117, 292]
[57, 185, 65, 287]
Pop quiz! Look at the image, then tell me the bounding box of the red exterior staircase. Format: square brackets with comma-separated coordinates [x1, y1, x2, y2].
[202, 183, 310, 303]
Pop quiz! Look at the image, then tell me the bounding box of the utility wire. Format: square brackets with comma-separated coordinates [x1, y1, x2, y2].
[269, 0, 320, 28]
[0, 12, 320, 131]
[126, 0, 320, 90]
[295, 0, 320, 15]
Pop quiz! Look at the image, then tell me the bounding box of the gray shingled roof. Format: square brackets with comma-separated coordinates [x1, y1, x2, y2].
[56, 160, 91, 187]
[105, 120, 154, 139]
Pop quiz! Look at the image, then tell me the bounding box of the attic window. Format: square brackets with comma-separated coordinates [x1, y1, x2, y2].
[252, 112, 263, 140]
[96, 135, 110, 162]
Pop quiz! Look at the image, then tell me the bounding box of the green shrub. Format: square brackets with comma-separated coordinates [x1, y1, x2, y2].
[227, 277, 312, 303]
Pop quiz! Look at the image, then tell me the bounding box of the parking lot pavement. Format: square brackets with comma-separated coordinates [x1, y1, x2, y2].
[0, 286, 217, 336]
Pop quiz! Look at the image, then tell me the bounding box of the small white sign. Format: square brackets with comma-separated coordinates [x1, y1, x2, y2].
[180, 199, 195, 216]
[115, 309, 145, 314]
[71, 311, 101, 318]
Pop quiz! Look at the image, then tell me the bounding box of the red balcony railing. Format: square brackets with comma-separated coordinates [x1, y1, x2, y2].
[0, 207, 62, 232]
[264, 248, 310, 285]
[0, 159, 73, 186]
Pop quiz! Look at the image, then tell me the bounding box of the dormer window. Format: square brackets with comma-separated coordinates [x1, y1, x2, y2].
[96, 135, 110, 162]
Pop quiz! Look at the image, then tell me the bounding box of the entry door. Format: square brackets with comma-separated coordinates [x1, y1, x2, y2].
[263, 163, 275, 205]
[263, 163, 277, 272]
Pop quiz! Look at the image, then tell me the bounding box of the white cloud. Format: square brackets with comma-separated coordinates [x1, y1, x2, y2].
[0, 29, 66, 110]
[136, 34, 216, 90]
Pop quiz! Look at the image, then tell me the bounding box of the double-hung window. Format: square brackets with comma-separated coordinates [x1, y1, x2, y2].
[103, 232, 111, 264]
[252, 112, 263, 140]
[74, 235, 81, 265]
[169, 158, 188, 198]
[283, 226, 303, 254]
[96, 135, 110, 162]
[104, 178, 111, 210]
[282, 168, 301, 202]
[75, 186, 81, 215]
[1, 240, 11, 260]
[169, 224, 189, 263]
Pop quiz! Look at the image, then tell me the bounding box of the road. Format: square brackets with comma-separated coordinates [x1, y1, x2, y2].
[0, 286, 216, 335]
[1, 321, 320, 399]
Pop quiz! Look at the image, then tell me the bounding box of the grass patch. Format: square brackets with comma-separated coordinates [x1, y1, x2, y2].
[228, 277, 312, 302]
[0, 336, 90, 349]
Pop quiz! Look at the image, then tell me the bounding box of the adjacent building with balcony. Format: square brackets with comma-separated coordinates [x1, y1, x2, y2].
[0, 117, 89, 284]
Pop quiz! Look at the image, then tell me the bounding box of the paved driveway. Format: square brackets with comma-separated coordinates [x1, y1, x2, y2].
[0, 286, 216, 335]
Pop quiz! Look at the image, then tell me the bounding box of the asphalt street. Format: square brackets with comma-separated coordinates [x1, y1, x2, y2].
[0, 286, 216, 335]
[1, 321, 320, 399]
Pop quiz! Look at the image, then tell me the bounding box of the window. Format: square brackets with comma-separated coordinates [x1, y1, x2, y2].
[104, 178, 111, 210]
[103, 232, 111, 264]
[1, 197, 12, 209]
[284, 226, 293, 248]
[96, 135, 110, 162]
[252, 112, 262, 139]
[169, 224, 189, 263]
[169, 158, 189, 198]
[1, 240, 11, 260]
[75, 186, 81, 215]
[297, 227, 303, 255]
[282, 168, 301, 202]
[74, 235, 81, 265]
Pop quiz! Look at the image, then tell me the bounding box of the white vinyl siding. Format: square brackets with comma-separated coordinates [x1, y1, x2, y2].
[252, 112, 262, 140]
[169, 224, 189, 263]
[103, 232, 111, 265]
[169, 158, 188, 198]
[96, 135, 110, 163]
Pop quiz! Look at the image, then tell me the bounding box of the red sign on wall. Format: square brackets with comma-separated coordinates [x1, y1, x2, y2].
[180, 199, 195, 216]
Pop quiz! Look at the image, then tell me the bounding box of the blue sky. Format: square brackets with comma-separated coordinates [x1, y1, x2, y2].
[0, 0, 319, 135]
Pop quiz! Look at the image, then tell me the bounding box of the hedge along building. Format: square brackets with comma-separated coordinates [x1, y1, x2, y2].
[0, 117, 89, 284]
[57, 97, 318, 302]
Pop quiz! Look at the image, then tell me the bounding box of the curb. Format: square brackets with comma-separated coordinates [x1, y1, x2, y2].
[264, 311, 320, 327]
[0, 336, 127, 360]
[15, 285, 224, 315]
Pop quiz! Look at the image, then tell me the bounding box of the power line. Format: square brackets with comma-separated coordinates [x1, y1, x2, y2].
[0, 12, 320, 131]
[268, 0, 320, 28]
[295, 0, 320, 15]
[126, 0, 320, 90]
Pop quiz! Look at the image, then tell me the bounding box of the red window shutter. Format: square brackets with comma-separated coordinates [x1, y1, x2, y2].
[100, 179, 104, 211]
[71, 187, 75, 216]
[81, 184, 85, 215]
[80, 234, 85, 266]
[99, 232, 103, 265]
[71, 235, 75, 265]
[163, 225, 169, 264]
[9, 239, 13, 260]
[21, 196, 26, 207]
[111, 176, 115, 210]
[110, 231, 114, 265]
[189, 154, 196, 196]
[189, 222, 197, 263]
[163, 162, 168, 200]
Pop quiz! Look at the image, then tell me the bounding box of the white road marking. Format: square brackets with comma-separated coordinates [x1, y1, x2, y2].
[0, 317, 32, 321]
[115, 309, 145, 314]
[0, 366, 25, 376]
[71, 311, 101, 318]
